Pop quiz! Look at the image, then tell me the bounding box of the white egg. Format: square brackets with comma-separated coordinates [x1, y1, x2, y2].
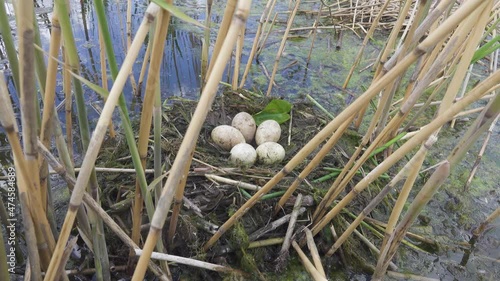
[256, 142, 285, 165]
[255, 120, 281, 145]
[211, 125, 245, 151]
[230, 143, 257, 167]
[231, 112, 256, 143]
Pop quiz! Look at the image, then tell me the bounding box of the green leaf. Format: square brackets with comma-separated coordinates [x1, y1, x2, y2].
[253, 99, 292, 125]
[151, 0, 207, 30]
[471, 35, 500, 64]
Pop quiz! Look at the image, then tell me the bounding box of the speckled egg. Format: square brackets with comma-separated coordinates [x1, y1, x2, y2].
[255, 120, 281, 145]
[256, 142, 285, 165]
[231, 112, 257, 143]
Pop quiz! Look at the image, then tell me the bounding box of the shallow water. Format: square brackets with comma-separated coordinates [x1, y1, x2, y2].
[0, 0, 498, 280]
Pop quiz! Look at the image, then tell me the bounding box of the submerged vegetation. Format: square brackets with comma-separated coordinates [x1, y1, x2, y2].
[0, 0, 499, 280]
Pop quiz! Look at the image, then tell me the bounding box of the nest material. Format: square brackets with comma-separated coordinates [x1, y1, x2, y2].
[96, 91, 365, 279]
[318, 0, 419, 29]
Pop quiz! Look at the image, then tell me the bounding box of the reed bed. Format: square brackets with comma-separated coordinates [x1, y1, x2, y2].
[1, 0, 499, 280]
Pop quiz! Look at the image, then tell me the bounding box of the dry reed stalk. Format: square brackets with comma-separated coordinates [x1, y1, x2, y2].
[167, 162, 190, 245]
[15, 0, 61, 273]
[0, 75, 50, 280]
[49, 114, 93, 247]
[438, 3, 494, 120]
[38, 8, 62, 228]
[378, 136, 436, 253]
[266, 0, 301, 96]
[19, 193, 42, 281]
[343, 0, 389, 90]
[131, 4, 171, 269]
[205, 174, 262, 191]
[249, 207, 307, 241]
[353, 0, 414, 128]
[137, 41, 152, 94]
[42, 4, 161, 280]
[56, 236, 78, 279]
[201, 0, 212, 90]
[314, 15, 477, 222]
[278, 194, 303, 258]
[17, 0, 44, 210]
[464, 115, 498, 190]
[304, 228, 326, 278]
[204, 0, 489, 251]
[205, 0, 237, 81]
[305, 3, 323, 67]
[291, 241, 327, 281]
[36, 140, 169, 280]
[56, 0, 113, 278]
[329, 224, 347, 265]
[249, 237, 284, 248]
[373, 0, 432, 138]
[312, 70, 500, 238]
[373, 162, 451, 280]
[472, 207, 500, 239]
[275, 118, 351, 214]
[98, 23, 116, 138]
[131, 2, 252, 279]
[240, 0, 276, 88]
[256, 12, 278, 58]
[232, 25, 245, 89]
[135, 249, 248, 276]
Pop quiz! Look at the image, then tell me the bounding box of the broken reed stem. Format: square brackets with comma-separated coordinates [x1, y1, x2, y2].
[291, 241, 327, 281]
[204, 0, 489, 251]
[305, 228, 326, 278]
[472, 207, 500, 239]
[279, 194, 303, 257]
[43, 5, 160, 280]
[132, 2, 252, 279]
[266, 0, 301, 96]
[249, 207, 306, 241]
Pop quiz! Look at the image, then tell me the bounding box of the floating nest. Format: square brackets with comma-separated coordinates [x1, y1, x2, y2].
[94, 90, 387, 280]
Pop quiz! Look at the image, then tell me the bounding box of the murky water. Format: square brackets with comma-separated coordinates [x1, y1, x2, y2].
[0, 0, 498, 280]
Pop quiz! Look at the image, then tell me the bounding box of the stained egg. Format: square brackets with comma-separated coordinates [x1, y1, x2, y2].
[255, 120, 281, 145]
[211, 125, 245, 151]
